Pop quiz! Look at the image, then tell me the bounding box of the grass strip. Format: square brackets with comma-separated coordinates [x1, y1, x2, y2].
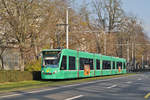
[0, 73, 136, 93]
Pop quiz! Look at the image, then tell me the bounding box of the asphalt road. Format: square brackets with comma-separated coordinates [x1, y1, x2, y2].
[0, 73, 150, 100]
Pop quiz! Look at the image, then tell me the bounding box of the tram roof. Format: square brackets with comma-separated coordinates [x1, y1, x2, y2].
[42, 49, 62, 52]
[42, 49, 126, 61]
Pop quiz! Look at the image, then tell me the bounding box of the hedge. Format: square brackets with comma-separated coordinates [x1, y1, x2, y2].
[0, 71, 41, 83]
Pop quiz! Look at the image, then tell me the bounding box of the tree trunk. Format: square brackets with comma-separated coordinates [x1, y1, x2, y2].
[31, 33, 38, 60]
[0, 56, 4, 70]
[20, 48, 25, 71]
[34, 45, 38, 60]
[95, 35, 101, 53]
[0, 48, 6, 70]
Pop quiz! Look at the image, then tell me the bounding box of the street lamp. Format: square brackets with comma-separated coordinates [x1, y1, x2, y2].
[66, 7, 70, 49]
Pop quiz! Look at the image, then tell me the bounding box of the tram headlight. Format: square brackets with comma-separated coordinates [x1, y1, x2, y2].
[53, 71, 57, 74]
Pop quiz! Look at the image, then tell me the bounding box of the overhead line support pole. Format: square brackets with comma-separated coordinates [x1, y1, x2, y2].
[104, 31, 106, 55]
[127, 41, 130, 63]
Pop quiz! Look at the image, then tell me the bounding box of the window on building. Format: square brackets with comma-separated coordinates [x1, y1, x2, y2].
[113, 61, 115, 69]
[60, 56, 67, 70]
[102, 60, 111, 69]
[69, 56, 76, 70]
[96, 59, 100, 70]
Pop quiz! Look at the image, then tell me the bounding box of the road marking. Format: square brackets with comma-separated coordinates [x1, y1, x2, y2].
[125, 81, 132, 84]
[65, 95, 84, 100]
[107, 85, 117, 89]
[0, 87, 59, 98]
[0, 75, 134, 99]
[144, 93, 150, 99]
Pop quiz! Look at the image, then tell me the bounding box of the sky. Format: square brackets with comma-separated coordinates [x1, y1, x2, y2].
[122, 0, 150, 37]
[73, 0, 150, 38]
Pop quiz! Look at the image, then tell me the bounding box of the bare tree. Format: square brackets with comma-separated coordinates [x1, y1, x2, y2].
[92, 0, 124, 32]
[0, 0, 42, 71]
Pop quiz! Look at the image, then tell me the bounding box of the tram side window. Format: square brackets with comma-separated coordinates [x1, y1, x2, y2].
[117, 62, 122, 69]
[124, 62, 126, 69]
[69, 56, 76, 70]
[117, 62, 119, 69]
[60, 56, 67, 70]
[120, 62, 122, 69]
[96, 59, 100, 69]
[79, 58, 85, 70]
[79, 58, 93, 70]
[89, 59, 94, 70]
[102, 61, 111, 69]
[113, 61, 115, 69]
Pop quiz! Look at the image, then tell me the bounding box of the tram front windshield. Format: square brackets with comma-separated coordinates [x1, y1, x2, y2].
[45, 57, 58, 65]
[43, 51, 60, 68]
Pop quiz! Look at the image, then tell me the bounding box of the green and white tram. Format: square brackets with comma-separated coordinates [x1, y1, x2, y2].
[41, 49, 126, 79]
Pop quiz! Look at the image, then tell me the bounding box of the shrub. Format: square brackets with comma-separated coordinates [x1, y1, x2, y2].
[0, 71, 41, 82]
[25, 59, 41, 71]
[0, 71, 33, 82]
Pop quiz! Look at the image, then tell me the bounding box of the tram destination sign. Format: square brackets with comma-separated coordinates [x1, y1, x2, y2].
[43, 51, 60, 55]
